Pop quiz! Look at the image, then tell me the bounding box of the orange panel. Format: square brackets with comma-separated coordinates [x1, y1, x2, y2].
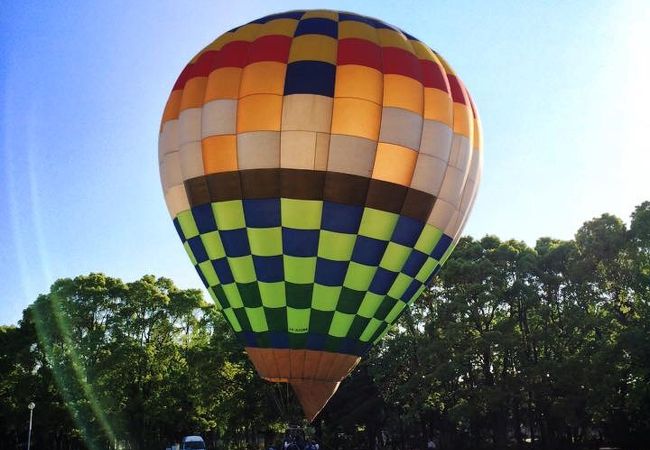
[202, 135, 237, 173]
[162, 90, 182, 123]
[205, 67, 243, 102]
[452, 103, 472, 138]
[237, 94, 283, 132]
[334, 65, 383, 104]
[383, 74, 423, 114]
[180, 77, 208, 111]
[331, 98, 381, 141]
[424, 87, 453, 126]
[372, 142, 418, 186]
[239, 61, 286, 97]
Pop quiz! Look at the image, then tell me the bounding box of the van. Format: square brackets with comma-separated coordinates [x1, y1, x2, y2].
[181, 436, 206, 450]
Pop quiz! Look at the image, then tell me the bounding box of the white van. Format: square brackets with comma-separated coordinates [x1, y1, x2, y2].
[181, 436, 206, 450]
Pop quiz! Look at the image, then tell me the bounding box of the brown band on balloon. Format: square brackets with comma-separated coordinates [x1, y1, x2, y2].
[281, 169, 325, 200]
[323, 172, 370, 206]
[185, 169, 436, 222]
[366, 179, 408, 214]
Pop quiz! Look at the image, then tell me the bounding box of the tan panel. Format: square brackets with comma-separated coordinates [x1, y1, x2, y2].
[164, 184, 190, 219]
[288, 35, 337, 64]
[281, 130, 317, 169]
[334, 65, 383, 104]
[239, 61, 286, 97]
[331, 98, 381, 140]
[383, 74, 423, 114]
[289, 349, 307, 379]
[438, 165, 466, 209]
[158, 119, 178, 159]
[162, 151, 182, 190]
[201, 99, 237, 138]
[205, 67, 243, 102]
[281, 94, 333, 133]
[178, 107, 202, 145]
[237, 131, 280, 169]
[237, 94, 283, 132]
[444, 209, 461, 236]
[314, 133, 330, 170]
[372, 143, 417, 186]
[179, 141, 205, 180]
[378, 107, 423, 151]
[327, 134, 377, 177]
[427, 198, 456, 231]
[448, 134, 472, 172]
[419, 119, 453, 160]
[410, 153, 447, 195]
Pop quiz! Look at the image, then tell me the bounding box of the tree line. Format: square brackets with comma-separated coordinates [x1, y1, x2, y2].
[1, 202, 648, 450]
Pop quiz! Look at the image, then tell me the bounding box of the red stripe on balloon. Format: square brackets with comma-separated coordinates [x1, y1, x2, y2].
[337, 39, 382, 72]
[249, 35, 293, 64]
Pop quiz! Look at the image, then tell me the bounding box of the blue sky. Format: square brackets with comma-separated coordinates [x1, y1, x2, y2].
[1, 1, 648, 325]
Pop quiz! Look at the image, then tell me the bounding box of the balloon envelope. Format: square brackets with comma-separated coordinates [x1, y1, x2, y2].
[159, 9, 482, 420]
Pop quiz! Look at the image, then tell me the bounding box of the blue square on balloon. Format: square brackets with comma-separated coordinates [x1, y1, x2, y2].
[402, 251, 428, 277]
[351, 236, 388, 266]
[322, 202, 363, 233]
[306, 333, 327, 351]
[283, 228, 319, 257]
[173, 217, 185, 241]
[431, 234, 453, 260]
[244, 198, 280, 228]
[192, 204, 216, 234]
[253, 255, 284, 282]
[269, 331, 290, 348]
[339, 338, 358, 355]
[295, 18, 338, 38]
[212, 258, 234, 284]
[391, 216, 424, 247]
[315, 258, 348, 286]
[187, 236, 209, 263]
[369, 267, 398, 295]
[194, 265, 208, 286]
[402, 280, 422, 302]
[284, 61, 336, 97]
[220, 229, 250, 257]
[240, 331, 257, 346]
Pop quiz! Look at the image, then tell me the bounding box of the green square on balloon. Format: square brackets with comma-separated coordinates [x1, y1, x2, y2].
[245, 306, 269, 332]
[222, 308, 242, 332]
[343, 262, 377, 291]
[359, 318, 383, 342]
[380, 242, 412, 272]
[358, 208, 398, 241]
[212, 200, 245, 230]
[311, 284, 341, 312]
[357, 292, 384, 319]
[198, 260, 219, 286]
[414, 224, 443, 254]
[281, 198, 323, 229]
[177, 210, 199, 240]
[317, 230, 356, 261]
[228, 256, 256, 284]
[287, 307, 310, 333]
[222, 283, 243, 308]
[284, 256, 316, 284]
[258, 281, 286, 308]
[201, 231, 226, 260]
[415, 258, 438, 283]
[387, 273, 413, 298]
[248, 228, 282, 256]
[183, 242, 197, 265]
[329, 311, 355, 338]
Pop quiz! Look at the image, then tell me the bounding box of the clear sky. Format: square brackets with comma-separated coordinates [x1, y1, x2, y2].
[1, 1, 649, 325]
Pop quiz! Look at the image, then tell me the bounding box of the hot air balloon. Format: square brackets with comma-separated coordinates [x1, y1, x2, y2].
[159, 9, 482, 421]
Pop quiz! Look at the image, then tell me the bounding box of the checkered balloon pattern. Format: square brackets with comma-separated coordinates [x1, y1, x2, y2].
[159, 10, 482, 358]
